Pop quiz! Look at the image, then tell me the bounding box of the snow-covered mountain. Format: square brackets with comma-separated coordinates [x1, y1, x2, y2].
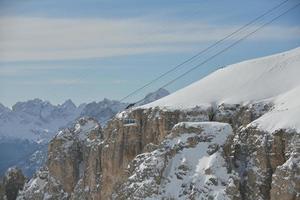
[0, 99, 83, 142]
[144, 47, 300, 132]
[16, 48, 300, 200]
[79, 98, 128, 124]
[0, 89, 169, 176]
[0, 89, 169, 142]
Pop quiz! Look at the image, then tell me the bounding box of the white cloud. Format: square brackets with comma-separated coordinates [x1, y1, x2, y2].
[0, 17, 299, 62]
[18, 79, 88, 86]
[111, 79, 128, 85]
[49, 79, 86, 85]
[0, 67, 21, 76]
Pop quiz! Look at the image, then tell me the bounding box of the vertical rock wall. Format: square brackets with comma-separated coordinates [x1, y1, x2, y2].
[18, 104, 300, 200]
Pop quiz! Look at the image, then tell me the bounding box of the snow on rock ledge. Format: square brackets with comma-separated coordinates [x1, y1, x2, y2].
[55, 117, 102, 146]
[112, 122, 239, 200]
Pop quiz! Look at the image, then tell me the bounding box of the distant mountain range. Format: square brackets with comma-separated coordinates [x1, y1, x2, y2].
[0, 88, 169, 176]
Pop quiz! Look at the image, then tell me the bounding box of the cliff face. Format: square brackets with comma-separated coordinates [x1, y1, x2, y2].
[232, 127, 300, 200]
[97, 106, 212, 199]
[17, 106, 211, 199]
[17, 101, 299, 200]
[112, 121, 235, 200]
[17, 117, 103, 200]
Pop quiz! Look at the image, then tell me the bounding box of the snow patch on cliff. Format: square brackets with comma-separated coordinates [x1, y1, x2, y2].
[114, 122, 235, 199]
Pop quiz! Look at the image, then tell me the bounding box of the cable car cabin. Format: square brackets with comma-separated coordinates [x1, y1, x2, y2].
[123, 118, 137, 126]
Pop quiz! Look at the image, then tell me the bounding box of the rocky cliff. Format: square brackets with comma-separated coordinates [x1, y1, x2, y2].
[17, 102, 300, 200]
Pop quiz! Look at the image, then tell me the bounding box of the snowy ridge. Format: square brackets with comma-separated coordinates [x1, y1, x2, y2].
[0, 99, 84, 142]
[143, 47, 300, 131]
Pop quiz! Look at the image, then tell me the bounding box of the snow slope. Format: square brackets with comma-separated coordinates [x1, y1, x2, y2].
[144, 47, 300, 131]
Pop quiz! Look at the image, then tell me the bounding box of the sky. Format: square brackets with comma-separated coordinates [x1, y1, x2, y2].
[0, 0, 300, 107]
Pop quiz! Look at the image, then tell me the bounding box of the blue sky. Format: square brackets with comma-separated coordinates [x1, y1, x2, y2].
[0, 0, 300, 107]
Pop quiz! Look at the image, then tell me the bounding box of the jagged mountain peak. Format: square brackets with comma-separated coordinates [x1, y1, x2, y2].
[12, 98, 52, 113]
[59, 99, 77, 112]
[61, 99, 76, 107]
[135, 88, 170, 106]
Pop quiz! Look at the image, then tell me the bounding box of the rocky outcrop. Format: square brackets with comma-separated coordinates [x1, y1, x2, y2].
[270, 150, 300, 200]
[18, 103, 300, 200]
[17, 107, 213, 199]
[112, 121, 236, 199]
[1, 167, 26, 200]
[213, 103, 272, 131]
[83, 107, 211, 199]
[17, 168, 68, 200]
[17, 117, 103, 200]
[229, 127, 300, 200]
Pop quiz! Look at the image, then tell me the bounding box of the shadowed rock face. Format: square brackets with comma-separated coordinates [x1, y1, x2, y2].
[18, 117, 103, 200]
[230, 127, 300, 200]
[2, 167, 26, 200]
[270, 150, 300, 200]
[18, 103, 300, 200]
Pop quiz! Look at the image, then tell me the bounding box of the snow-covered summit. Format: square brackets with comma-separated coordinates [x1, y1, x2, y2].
[59, 99, 77, 112]
[144, 47, 300, 131]
[145, 47, 300, 108]
[0, 99, 84, 142]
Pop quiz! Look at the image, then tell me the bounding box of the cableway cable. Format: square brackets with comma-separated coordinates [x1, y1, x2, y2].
[119, 0, 292, 102]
